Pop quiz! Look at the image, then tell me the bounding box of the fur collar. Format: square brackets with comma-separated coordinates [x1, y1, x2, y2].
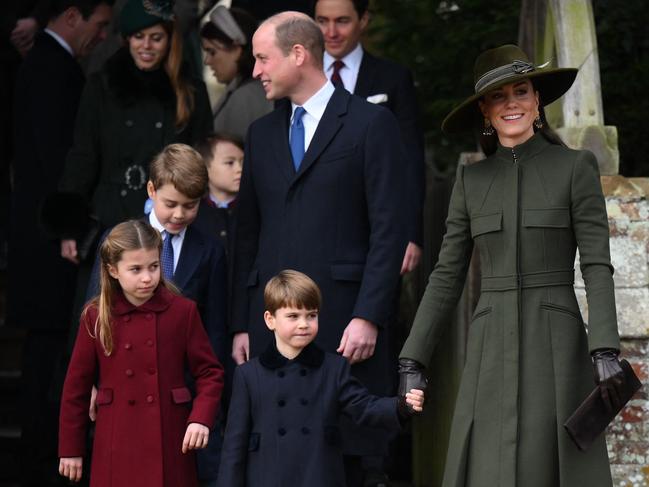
[259, 341, 325, 370]
[105, 47, 174, 105]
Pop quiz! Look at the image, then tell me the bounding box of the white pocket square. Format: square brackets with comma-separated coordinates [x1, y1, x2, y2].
[366, 93, 388, 104]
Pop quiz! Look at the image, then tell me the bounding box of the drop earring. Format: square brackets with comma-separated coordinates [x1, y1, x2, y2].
[534, 114, 543, 129]
[482, 118, 494, 136]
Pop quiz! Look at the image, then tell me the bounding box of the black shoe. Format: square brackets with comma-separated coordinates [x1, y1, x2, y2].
[363, 468, 391, 487]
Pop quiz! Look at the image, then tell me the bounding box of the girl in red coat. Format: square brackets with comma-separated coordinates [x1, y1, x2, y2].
[58, 220, 224, 487]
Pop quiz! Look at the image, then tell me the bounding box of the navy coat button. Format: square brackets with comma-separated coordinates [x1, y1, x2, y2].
[300, 398, 308, 406]
[128, 399, 135, 405]
[301, 427, 310, 435]
[125, 369, 134, 377]
[278, 399, 286, 407]
[146, 395, 154, 403]
[277, 371, 285, 378]
[300, 369, 307, 376]
[278, 428, 286, 436]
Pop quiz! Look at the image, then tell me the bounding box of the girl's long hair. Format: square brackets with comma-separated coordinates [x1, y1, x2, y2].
[161, 21, 195, 130]
[82, 220, 176, 355]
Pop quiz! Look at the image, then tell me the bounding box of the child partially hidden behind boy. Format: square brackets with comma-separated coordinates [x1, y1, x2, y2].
[216, 270, 424, 486]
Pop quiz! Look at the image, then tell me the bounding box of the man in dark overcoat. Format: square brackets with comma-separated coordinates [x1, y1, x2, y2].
[8, 0, 112, 484]
[230, 11, 407, 486]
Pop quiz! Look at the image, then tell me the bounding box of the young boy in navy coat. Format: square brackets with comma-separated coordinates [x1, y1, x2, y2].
[217, 270, 424, 486]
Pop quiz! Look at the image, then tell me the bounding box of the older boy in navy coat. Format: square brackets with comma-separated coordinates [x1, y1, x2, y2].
[217, 270, 424, 487]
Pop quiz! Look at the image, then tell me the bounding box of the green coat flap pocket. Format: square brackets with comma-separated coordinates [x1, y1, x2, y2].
[171, 387, 192, 404]
[96, 388, 113, 405]
[330, 263, 364, 281]
[470, 212, 502, 237]
[523, 208, 570, 228]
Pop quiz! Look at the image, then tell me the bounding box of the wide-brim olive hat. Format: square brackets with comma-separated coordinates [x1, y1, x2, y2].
[442, 44, 578, 134]
[119, 0, 175, 37]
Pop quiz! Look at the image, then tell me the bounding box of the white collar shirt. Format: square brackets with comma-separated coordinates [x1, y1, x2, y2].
[148, 210, 186, 272]
[290, 80, 336, 151]
[323, 43, 364, 93]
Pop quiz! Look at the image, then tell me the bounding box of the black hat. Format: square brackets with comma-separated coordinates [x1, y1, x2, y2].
[442, 44, 578, 134]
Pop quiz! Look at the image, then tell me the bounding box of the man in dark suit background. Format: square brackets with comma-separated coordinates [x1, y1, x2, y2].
[8, 1, 112, 484]
[314, 0, 425, 276]
[231, 11, 407, 486]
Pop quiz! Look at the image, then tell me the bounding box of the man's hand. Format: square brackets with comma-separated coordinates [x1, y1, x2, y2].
[336, 318, 378, 364]
[10, 17, 38, 56]
[61, 239, 80, 264]
[59, 457, 83, 482]
[232, 332, 249, 365]
[400, 242, 422, 275]
[182, 423, 209, 453]
[89, 386, 97, 421]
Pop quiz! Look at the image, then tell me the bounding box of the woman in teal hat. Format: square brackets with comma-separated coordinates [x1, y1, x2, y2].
[398, 44, 624, 487]
[57, 0, 212, 251]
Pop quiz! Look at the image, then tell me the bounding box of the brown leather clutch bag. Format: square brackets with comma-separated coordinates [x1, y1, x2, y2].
[564, 359, 642, 452]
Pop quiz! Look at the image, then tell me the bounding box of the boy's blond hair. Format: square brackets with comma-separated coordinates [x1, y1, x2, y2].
[264, 270, 321, 314]
[149, 143, 208, 199]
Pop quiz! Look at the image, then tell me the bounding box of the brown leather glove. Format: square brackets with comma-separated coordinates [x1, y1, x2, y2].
[592, 349, 625, 413]
[397, 358, 427, 417]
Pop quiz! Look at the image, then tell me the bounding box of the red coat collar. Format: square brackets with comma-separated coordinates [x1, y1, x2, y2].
[112, 285, 174, 315]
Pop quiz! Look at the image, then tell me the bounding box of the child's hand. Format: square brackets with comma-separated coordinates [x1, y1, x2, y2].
[182, 423, 209, 453]
[406, 388, 425, 413]
[59, 457, 83, 482]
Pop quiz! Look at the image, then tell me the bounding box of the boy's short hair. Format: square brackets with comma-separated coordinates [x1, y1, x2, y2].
[264, 270, 322, 314]
[149, 143, 208, 199]
[195, 133, 245, 168]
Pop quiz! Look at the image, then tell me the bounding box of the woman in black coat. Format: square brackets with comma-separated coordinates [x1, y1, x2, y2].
[56, 0, 212, 262]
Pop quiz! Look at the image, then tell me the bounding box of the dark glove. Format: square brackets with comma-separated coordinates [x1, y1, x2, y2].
[592, 349, 625, 413]
[397, 358, 427, 417]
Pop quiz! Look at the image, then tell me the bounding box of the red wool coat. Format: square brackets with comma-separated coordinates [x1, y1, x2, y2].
[59, 286, 224, 487]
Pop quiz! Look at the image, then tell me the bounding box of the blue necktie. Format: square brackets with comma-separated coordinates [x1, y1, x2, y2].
[161, 231, 174, 280]
[290, 106, 306, 171]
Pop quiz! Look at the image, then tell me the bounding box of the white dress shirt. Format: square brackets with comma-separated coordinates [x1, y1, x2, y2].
[290, 80, 336, 151]
[44, 28, 74, 57]
[323, 43, 364, 93]
[149, 210, 186, 272]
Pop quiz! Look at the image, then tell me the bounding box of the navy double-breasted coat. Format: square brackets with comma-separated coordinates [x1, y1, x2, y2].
[216, 343, 401, 487]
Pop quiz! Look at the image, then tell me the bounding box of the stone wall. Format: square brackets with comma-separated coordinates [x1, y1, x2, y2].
[575, 176, 649, 486]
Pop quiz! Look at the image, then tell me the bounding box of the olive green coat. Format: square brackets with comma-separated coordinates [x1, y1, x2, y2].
[401, 133, 620, 487]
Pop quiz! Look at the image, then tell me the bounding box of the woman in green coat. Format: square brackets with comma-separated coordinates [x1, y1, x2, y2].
[57, 0, 212, 262]
[398, 45, 625, 487]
